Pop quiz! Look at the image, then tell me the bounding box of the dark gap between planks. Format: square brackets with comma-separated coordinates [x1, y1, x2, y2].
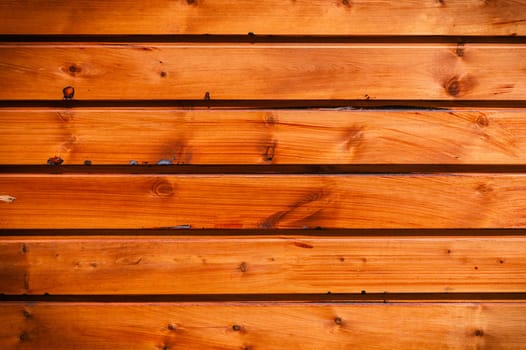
[1, 100, 526, 108]
[0, 35, 524, 43]
[4, 165, 526, 174]
[2, 228, 526, 236]
[1, 293, 525, 303]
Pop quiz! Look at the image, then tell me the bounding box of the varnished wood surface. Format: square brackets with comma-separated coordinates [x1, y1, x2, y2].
[1, 43, 525, 100]
[3, 109, 526, 164]
[0, 1, 525, 348]
[0, 0, 524, 35]
[2, 174, 526, 229]
[1, 302, 526, 349]
[0, 235, 524, 294]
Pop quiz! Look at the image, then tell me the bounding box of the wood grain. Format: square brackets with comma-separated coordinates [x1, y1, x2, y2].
[0, 0, 524, 35]
[1, 302, 526, 349]
[0, 235, 524, 294]
[2, 174, 526, 229]
[1, 43, 525, 100]
[3, 109, 526, 165]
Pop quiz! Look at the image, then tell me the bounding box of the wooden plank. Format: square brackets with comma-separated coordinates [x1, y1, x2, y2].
[2, 174, 526, 229]
[0, 0, 524, 35]
[0, 43, 525, 100]
[1, 302, 525, 349]
[3, 109, 526, 165]
[0, 235, 524, 294]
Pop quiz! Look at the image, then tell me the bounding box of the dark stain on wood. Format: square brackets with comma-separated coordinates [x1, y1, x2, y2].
[292, 241, 314, 249]
[476, 183, 493, 194]
[162, 139, 193, 165]
[259, 211, 287, 229]
[259, 190, 328, 228]
[22, 309, 32, 320]
[494, 84, 515, 95]
[19, 331, 29, 342]
[492, 19, 526, 25]
[291, 208, 325, 228]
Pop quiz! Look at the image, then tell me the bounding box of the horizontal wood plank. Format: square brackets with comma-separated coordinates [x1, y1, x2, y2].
[0, 0, 524, 35]
[1, 302, 526, 349]
[3, 109, 526, 164]
[1, 43, 525, 100]
[2, 174, 526, 228]
[0, 235, 524, 294]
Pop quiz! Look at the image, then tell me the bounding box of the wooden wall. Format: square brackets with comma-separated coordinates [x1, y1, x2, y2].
[1, 1, 526, 348]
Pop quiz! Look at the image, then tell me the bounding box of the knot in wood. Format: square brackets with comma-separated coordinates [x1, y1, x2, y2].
[63, 86, 75, 100]
[476, 114, 489, 127]
[446, 79, 460, 96]
[152, 179, 174, 197]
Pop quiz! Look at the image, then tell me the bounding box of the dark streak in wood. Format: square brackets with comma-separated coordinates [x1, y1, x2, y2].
[259, 190, 328, 229]
[293, 241, 314, 249]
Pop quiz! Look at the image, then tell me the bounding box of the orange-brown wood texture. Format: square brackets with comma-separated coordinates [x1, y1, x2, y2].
[2, 174, 526, 229]
[1, 0, 526, 348]
[2, 108, 526, 165]
[1, 43, 525, 100]
[0, 235, 524, 295]
[0, 0, 524, 35]
[2, 302, 526, 350]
